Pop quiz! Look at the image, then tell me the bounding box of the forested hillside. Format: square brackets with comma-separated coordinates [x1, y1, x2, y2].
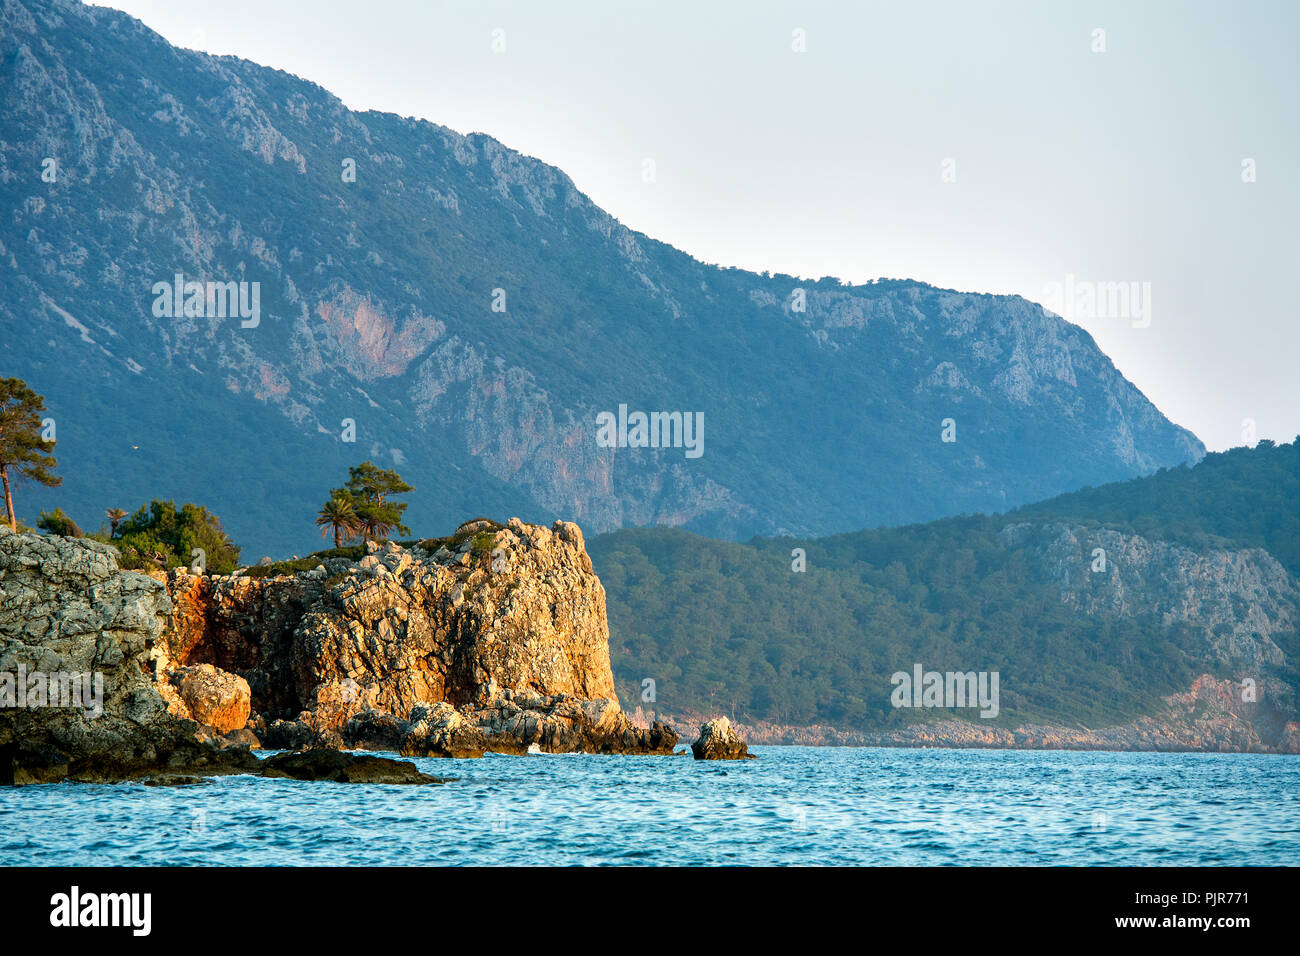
[591, 439, 1300, 731]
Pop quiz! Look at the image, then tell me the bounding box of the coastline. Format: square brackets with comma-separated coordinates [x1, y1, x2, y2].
[638, 673, 1300, 755]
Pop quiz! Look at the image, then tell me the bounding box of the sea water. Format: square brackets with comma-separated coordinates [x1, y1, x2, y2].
[2, 747, 1297, 866]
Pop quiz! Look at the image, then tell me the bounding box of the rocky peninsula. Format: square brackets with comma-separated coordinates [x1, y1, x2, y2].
[0, 517, 686, 784]
[26, 503, 1289, 779]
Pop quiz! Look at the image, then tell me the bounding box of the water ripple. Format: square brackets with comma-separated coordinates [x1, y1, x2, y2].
[1, 747, 1297, 865]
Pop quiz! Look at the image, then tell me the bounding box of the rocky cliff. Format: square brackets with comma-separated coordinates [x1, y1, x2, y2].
[0, 517, 676, 782]
[153, 518, 675, 756]
[0, 525, 258, 783]
[1000, 522, 1300, 674]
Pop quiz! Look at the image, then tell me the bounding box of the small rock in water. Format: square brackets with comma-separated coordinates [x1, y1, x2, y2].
[691, 717, 755, 760]
[260, 749, 445, 784]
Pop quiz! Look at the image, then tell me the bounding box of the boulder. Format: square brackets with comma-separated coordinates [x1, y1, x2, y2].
[341, 708, 409, 752]
[166, 663, 251, 734]
[218, 728, 261, 750]
[262, 717, 318, 752]
[691, 717, 755, 760]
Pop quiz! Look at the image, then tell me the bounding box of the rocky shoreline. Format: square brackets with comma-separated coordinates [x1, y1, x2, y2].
[0, 519, 722, 785]
[652, 672, 1300, 754]
[10, 511, 1291, 790]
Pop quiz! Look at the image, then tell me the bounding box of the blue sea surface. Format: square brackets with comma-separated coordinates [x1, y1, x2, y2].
[2, 747, 1297, 866]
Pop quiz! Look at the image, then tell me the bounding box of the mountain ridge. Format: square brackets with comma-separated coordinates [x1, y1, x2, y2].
[2, 0, 1202, 555]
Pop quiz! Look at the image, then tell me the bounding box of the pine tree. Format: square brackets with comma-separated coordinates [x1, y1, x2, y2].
[0, 378, 61, 532]
[328, 461, 413, 543]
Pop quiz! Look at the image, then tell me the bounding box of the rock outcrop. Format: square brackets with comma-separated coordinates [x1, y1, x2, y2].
[158, 518, 675, 756]
[690, 717, 754, 760]
[1001, 522, 1300, 672]
[260, 749, 442, 784]
[0, 526, 259, 784]
[1, 515, 671, 783]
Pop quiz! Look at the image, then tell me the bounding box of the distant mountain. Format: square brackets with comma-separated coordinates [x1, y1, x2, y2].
[1, 0, 1202, 555]
[589, 440, 1300, 745]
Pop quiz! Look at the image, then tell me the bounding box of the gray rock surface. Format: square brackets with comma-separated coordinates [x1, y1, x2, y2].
[0, 526, 258, 784]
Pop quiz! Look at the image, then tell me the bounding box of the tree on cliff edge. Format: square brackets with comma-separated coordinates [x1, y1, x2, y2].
[321, 462, 412, 544]
[106, 507, 127, 534]
[0, 378, 61, 532]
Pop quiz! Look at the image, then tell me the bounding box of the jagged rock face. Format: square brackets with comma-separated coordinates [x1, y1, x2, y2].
[2, 0, 1203, 557]
[0, 527, 258, 783]
[289, 519, 615, 723]
[1000, 523, 1300, 671]
[153, 569, 324, 717]
[162, 518, 669, 755]
[691, 716, 754, 760]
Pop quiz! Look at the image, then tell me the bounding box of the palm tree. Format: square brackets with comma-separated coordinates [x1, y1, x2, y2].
[106, 507, 127, 535]
[315, 496, 360, 548]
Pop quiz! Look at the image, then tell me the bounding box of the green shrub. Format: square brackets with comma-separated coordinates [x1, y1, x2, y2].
[37, 507, 83, 538]
[111, 499, 240, 574]
[240, 545, 366, 578]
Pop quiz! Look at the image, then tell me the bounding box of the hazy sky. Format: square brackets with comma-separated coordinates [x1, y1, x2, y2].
[98, 0, 1299, 452]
